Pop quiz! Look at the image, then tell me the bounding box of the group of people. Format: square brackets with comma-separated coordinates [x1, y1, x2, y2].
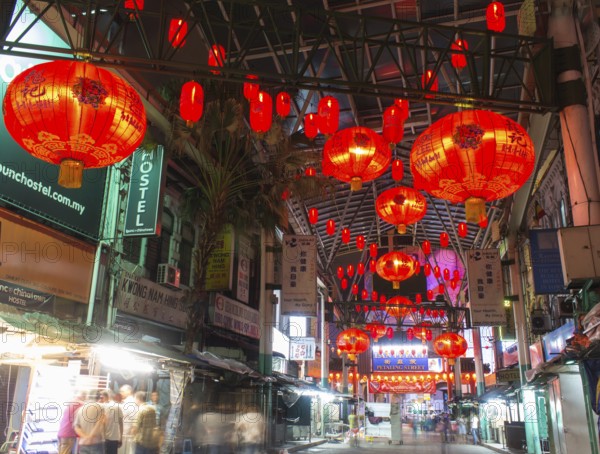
[438, 413, 480, 445]
[57, 386, 167, 454]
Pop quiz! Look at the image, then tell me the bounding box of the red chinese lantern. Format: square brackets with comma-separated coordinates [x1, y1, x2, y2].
[407, 328, 415, 341]
[124, 0, 143, 20]
[305, 166, 316, 177]
[366, 323, 387, 342]
[438, 283, 445, 294]
[383, 296, 413, 319]
[440, 232, 450, 248]
[361, 289, 369, 300]
[243, 74, 259, 101]
[391, 159, 404, 182]
[352, 284, 359, 296]
[323, 126, 391, 191]
[356, 235, 366, 250]
[169, 19, 188, 48]
[415, 262, 421, 275]
[453, 269, 461, 280]
[180, 81, 204, 127]
[208, 44, 226, 74]
[450, 279, 458, 290]
[415, 293, 422, 304]
[450, 39, 468, 69]
[375, 251, 418, 289]
[281, 188, 290, 200]
[347, 264, 355, 278]
[479, 217, 489, 228]
[458, 222, 468, 238]
[422, 69, 438, 97]
[394, 98, 410, 121]
[357, 263, 365, 275]
[386, 327, 394, 339]
[379, 295, 387, 303]
[426, 289, 434, 300]
[3, 60, 146, 188]
[424, 263, 431, 277]
[433, 266, 441, 278]
[341, 278, 348, 290]
[369, 243, 378, 258]
[326, 219, 336, 236]
[383, 105, 404, 145]
[369, 259, 376, 273]
[249, 91, 272, 134]
[433, 332, 468, 364]
[375, 186, 427, 234]
[318, 96, 339, 135]
[371, 290, 378, 301]
[486, 2, 506, 32]
[342, 227, 351, 244]
[410, 110, 535, 223]
[337, 266, 344, 279]
[308, 207, 318, 225]
[443, 268, 450, 281]
[304, 112, 319, 140]
[276, 92, 291, 117]
[422, 240, 431, 255]
[337, 328, 370, 355]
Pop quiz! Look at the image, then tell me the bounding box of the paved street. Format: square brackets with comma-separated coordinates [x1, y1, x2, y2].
[302, 439, 499, 453]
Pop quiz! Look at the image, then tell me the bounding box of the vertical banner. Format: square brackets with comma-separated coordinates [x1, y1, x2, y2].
[281, 235, 317, 316]
[466, 249, 505, 326]
[205, 224, 235, 291]
[529, 229, 566, 294]
[124, 147, 165, 237]
[235, 234, 253, 304]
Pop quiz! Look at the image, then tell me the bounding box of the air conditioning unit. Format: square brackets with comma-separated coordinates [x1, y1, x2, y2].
[157, 263, 181, 289]
[557, 296, 575, 318]
[531, 311, 553, 334]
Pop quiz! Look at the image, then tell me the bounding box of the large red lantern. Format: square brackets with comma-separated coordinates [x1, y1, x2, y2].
[180, 81, 204, 127]
[323, 126, 391, 191]
[243, 74, 259, 101]
[3, 60, 146, 188]
[208, 44, 226, 74]
[384, 296, 413, 319]
[249, 91, 272, 134]
[383, 105, 404, 145]
[486, 2, 506, 32]
[276, 92, 291, 117]
[375, 186, 427, 234]
[366, 323, 387, 342]
[304, 113, 319, 139]
[450, 39, 468, 69]
[318, 96, 339, 135]
[410, 110, 535, 223]
[336, 328, 370, 355]
[169, 19, 188, 48]
[433, 332, 468, 364]
[375, 251, 417, 289]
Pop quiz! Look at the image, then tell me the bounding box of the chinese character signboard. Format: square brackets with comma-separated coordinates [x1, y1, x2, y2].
[529, 229, 566, 294]
[281, 235, 317, 316]
[466, 249, 505, 326]
[235, 234, 254, 304]
[205, 224, 235, 291]
[290, 337, 316, 361]
[372, 357, 429, 372]
[209, 293, 260, 339]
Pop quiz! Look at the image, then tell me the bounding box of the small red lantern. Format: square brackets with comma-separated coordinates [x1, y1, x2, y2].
[450, 39, 468, 69]
[347, 264, 355, 278]
[243, 74, 259, 101]
[371, 290, 378, 301]
[479, 217, 489, 228]
[433, 332, 468, 364]
[304, 113, 319, 139]
[450, 279, 458, 290]
[208, 44, 226, 74]
[250, 91, 272, 134]
[341, 278, 348, 290]
[379, 295, 387, 303]
[352, 284, 359, 296]
[369, 259, 377, 273]
[323, 126, 391, 191]
[308, 207, 318, 225]
[169, 18, 188, 48]
[305, 166, 316, 177]
[356, 235, 365, 250]
[453, 269, 461, 280]
[383, 105, 404, 145]
[326, 219, 336, 236]
[361, 289, 369, 301]
[276, 92, 291, 117]
[337, 328, 370, 356]
[318, 96, 339, 135]
[458, 222, 468, 238]
[375, 186, 427, 234]
[427, 289, 434, 300]
[440, 232, 450, 248]
[391, 159, 404, 182]
[415, 294, 422, 304]
[367, 323, 387, 342]
[422, 69, 438, 97]
[407, 328, 415, 341]
[281, 188, 290, 201]
[433, 266, 441, 278]
[375, 251, 418, 289]
[415, 262, 421, 275]
[422, 240, 431, 255]
[180, 81, 204, 127]
[438, 283, 445, 294]
[357, 263, 365, 275]
[342, 228, 351, 244]
[394, 98, 410, 121]
[3, 60, 147, 188]
[369, 243, 378, 258]
[424, 264, 431, 277]
[486, 2, 506, 32]
[386, 327, 394, 339]
[337, 266, 344, 279]
[443, 268, 451, 281]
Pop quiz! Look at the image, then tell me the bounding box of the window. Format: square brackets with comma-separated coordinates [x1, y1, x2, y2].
[122, 236, 142, 265]
[179, 222, 195, 286]
[146, 209, 174, 280]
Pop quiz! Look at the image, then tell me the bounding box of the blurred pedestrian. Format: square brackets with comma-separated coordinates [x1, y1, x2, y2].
[132, 391, 162, 454]
[235, 405, 264, 453]
[456, 415, 467, 443]
[57, 391, 85, 454]
[73, 391, 105, 454]
[119, 385, 137, 454]
[101, 390, 123, 454]
[471, 414, 480, 445]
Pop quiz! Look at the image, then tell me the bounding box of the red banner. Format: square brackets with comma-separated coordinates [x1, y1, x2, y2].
[368, 380, 436, 394]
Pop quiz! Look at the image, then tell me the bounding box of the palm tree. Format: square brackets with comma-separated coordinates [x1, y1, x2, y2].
[168, 81, 327, 353]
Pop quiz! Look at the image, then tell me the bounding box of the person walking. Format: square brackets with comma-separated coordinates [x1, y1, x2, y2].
[101, 390, 124, 454]
[57, 391, 86, 454]
[73, 392, 105, 454]
[119, 385, 137, 454]
[131, 391, 161, 454]
[471, 414, 480, 445]
[456, 415, 467, 443]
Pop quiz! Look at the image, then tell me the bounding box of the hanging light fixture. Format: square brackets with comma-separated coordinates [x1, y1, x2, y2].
[276, 92, 291, 117]
[336, 328, 370, 356]
[304, 113, 319, 140]
[318, 96, 339, 136]
[410, 110, 535, 223]
[433, 332, 468, 365]
[375, 251, 418, 289]
[249, 91, 272, 134]
[375, 186, 427, 234]
[323, 126, 391, 191]
[180, 81, 204, 127]
[243, 74, 259, 101]
[486, 2, 506, 32]
[208, 44, 226, 74]
[3, 60, 146, 188]
[383, 296, 413, 319]
[169, 18, 188, 48]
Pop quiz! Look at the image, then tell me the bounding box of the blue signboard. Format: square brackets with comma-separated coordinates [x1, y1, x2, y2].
[529, 229, 567, 294]
[372, 357, 429, 372]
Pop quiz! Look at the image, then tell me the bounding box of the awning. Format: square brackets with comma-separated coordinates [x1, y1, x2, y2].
[478, 385, 515, 401]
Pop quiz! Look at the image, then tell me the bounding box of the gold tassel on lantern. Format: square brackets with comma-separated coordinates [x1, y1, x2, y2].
[465, 197, 486, 223]
[58, 159, 85, 188]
